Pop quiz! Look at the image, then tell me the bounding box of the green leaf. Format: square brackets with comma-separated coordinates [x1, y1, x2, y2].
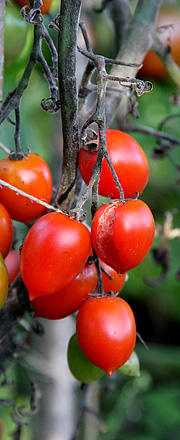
[67, 333, 105, 383]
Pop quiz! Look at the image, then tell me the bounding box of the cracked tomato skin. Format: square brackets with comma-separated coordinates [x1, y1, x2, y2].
[0, 153, 53, 223]
[20, 212, 92, 300]
[76, 296, 136, 376]
[0, 203, 13, 258]
[91, 200, 155, 274]
[79, 130, 149, 199]
[13, 0, 53, 14]
[31, 260, 98, 320]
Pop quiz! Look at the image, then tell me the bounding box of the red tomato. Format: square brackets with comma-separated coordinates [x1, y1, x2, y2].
[32, 261, 98, 319]
[76, 296, 136, 376]
[0, 203, 13, 258]
[91, 200, 155, 274]
[0, 253, 9, 310]
[0, 153, 53, 223]
[100, 261, 126, 294]
[141, 8, 180, 79]
[5, 249, 20, 284]
[0, 418, 3, 438]
[78, 130, 149, 199]
[13, 0, 53, 14]
[20, 212, 91, 300]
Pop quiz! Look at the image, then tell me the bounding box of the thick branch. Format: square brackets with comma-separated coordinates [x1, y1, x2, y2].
[0, 0, 5, 103]
[56, 0, 82, 210]
[105, 0, 162, 126]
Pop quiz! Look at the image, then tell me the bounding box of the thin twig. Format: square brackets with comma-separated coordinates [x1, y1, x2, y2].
[0, 142, 10, 154]
[0, 179, 62, 213]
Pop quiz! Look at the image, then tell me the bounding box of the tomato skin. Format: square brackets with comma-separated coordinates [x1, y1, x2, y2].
[0, 253, 9, 310]
[76, 296, 136, 376]
[5, 249, 20, 285]
[31, 261, 98, 319]
[0, 153, 53, 223]
[0, 203, 13, 258]
[141, 8, 180, 79]
[20, 212, 92, 300]
[79, 130, 149, 199]
[100, 261, 126, 294]
[0, 418, 3, 438]
[13, 0, 53, 14]
[91, 200, 155, 274]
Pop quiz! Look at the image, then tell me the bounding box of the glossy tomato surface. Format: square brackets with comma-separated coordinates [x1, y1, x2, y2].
[79, 130, 149, 199]
[20, 212, 91, 300]
[141, 8, 180, 79]
[13, 0, 53, 14]
[0, 253, 9, 310]
[32, 261, 98, 319]
[100, 261, 126, 294]
[5, 249, 20, 284]
[76, 296, 136, 376]
[0, 203, 13, 258]
[0, 153, 53, 223]
[91, 200, 155, 274]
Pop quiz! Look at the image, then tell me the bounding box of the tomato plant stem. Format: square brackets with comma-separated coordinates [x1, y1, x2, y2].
[56, 0, 82, 211]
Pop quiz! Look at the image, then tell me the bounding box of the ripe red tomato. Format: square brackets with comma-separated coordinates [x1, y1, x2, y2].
[76, 296, 136, 376]
[78, 130, 149, 199]
[20, 212, 91, 300]
[0, 418, 3, 438]
[0, 153, 53, 223]
[31, 260, 98, 319]
[100, 261, 126, 294]
[0, 253, 9, 310]
[141, 8, 180, 79]
[5, 249, 20, 284]
[13, 0, 53, 14]
[91, 200, 155, 274]
[0, 203, 13, 258]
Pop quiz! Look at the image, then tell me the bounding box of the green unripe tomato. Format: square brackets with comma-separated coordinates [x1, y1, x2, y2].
[118, 351, 140, 377]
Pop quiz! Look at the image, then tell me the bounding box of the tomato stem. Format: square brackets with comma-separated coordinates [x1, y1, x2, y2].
[0, 179, 62, 214]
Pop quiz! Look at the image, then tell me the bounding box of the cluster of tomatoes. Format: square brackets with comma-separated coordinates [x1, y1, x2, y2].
[0, 151, 53, 308]
[0, 129, 154, 379]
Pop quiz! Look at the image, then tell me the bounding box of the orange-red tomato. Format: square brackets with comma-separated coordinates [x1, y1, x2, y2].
[0, 153, 53, 223]
[32, 261, 98, 319]
[76, 296, 136, 376]
[20, 212, 91, 300]
[5, 249, 20, 284]
[100, 261, 126, 294]
[0, 253, 9, 310]
[141, 8, 180, 79]
[79, 130, 149, 199]
[0, 203, 13, 258]
[13, 0, 53, 14]
[91, 200, 155, 274]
